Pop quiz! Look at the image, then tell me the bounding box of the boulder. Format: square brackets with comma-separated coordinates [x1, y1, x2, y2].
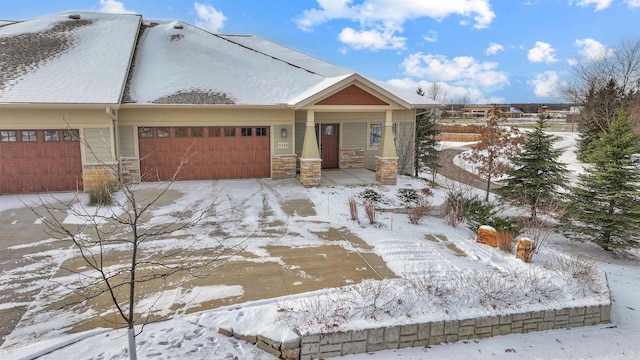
[516, 238, 535, 263]
[476, 225, 497, 247]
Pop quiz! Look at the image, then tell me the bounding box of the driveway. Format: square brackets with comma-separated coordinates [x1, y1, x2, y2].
[0, 179, 396, 347]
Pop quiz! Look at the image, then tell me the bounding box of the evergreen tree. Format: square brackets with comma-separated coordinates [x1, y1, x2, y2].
[577, 79, 630, 160]
[498, 115, 569, 219]
[563, 113, 640, 251]
[414, 109, 440, 179]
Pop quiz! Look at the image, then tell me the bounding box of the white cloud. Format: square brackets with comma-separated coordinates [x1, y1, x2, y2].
[194, 2, 227, 33]
[296, 0, 495, 50]
[527, 41, 558, 63]
[574, 38, 613, 61]
[423, 30, 438, 43]
[530, 71, 559, 97]
[401, 53, 509, 89]
[628, 0, 640, 7]
[98, 0, 134, 14]
[338, 26, 406, 50]
[485, 42, 504, 55]
[387, 78, 504, 104]
[570, 0, 613, 11]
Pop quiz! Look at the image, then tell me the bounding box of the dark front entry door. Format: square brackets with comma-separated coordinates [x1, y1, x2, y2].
[318, 123, 339, 169]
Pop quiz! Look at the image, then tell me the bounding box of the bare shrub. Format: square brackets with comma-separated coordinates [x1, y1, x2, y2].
[453, 268, 560, 309]
[405, 270, 454, 307]
[364, 201, 376, 224]
[274, 293, 351, 334]
[348, 196, 358, 221]
[346, 279, 412, 321]
[408, 199, 430, 225]
[537, 252, 604, 296]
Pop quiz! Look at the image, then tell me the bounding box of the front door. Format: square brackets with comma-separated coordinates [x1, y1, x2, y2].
[318, 123, 339, 169]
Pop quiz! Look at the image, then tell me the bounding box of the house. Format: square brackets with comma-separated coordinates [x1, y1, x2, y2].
[0, 12, 439, 194]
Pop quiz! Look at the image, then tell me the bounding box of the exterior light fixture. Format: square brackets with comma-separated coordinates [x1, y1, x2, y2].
[281, 128, 287, 138]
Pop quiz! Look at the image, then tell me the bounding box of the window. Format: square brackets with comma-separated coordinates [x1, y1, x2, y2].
[369, 123, 382, 148]
[324, 125, 335, 136]
[63, 129, 80, 141]
[224, 127, 236, 137]
[256, 127, 267, 136]
[209, 127, 221, 137]
[139, 127, 153, 138]
[191, 127, 203, 137]
[156, 127, 170, 138]
[1, 131, 16, 142]
[241, 127, 252, 136]
[175, 127, 188, 138]
[21, 130, 37, 142]
[44, 130, 59, 142]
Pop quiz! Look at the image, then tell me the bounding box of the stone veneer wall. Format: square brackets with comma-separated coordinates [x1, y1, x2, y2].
[120, 158, 141, 184]
[340, 148, 365, 169]
[82, 164, 118, 190]
[219, 303, 611, 360]
[300, 158, 321, 187]
[272, 155, 297, 179]
[375, 156, 398, 184]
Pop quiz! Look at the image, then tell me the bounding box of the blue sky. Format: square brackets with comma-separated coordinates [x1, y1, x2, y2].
[1, 0, 639, 104]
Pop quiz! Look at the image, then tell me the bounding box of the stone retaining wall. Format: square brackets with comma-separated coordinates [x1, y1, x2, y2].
[219, 303, 611, 359]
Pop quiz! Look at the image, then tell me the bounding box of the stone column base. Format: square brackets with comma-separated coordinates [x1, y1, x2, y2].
[271, 155, 297, 179]
[120, 158, 141, 184]
[375, 156, 398, 184]
[300, 158, 322, 187]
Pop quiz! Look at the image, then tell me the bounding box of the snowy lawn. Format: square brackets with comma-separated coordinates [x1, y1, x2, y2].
[0, 131, 637, 359]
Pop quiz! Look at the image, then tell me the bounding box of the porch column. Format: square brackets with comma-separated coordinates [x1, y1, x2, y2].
[300, 110, 322, 186]
[375, 110, 398, 184]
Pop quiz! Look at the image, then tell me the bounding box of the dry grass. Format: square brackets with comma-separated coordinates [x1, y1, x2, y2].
[497, 231, 515, 253]
[364, 202, 376, 225]
[348, 196, 358, 221]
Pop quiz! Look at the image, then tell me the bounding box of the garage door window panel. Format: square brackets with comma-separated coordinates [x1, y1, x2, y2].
[44, 130, 60, 142]
[64, 129, 80, 142]
[1, 131, 17, 142]
[140, 127, 154, 138]
[21, 130, 37, 142]
[157, 128, 170, 138]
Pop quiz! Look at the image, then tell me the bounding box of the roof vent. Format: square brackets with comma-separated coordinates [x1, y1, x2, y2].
[68, 14, 81, 20]
[173, 24, 183, 30]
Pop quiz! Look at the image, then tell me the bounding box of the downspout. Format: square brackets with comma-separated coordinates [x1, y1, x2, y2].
[106, 107, 122, 186]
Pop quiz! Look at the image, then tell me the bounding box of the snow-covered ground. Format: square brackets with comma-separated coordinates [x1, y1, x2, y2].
[1, 131, 638, 360]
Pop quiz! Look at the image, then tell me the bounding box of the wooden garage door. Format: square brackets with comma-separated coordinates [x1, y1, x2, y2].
[138, 126, 270, 181]
[0, 129, 83, 193]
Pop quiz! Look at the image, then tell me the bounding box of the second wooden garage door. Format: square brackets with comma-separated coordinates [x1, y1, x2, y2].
[138, 126, 270, 181]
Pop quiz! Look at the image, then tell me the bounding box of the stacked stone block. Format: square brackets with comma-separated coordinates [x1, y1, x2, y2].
[374, 156, 398, 184]
[300, 158, 321, 187]
[272, 155, 297, 179]
[120, 158, 141, 184]
[339, 148, 365, 169]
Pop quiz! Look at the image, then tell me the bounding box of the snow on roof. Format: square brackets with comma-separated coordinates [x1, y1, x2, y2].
[0, 20, 17, 27]
[0, 12, 438, 108]
[126, 21, 332, 105]
[219, 35, 352, 78]
[0, 12, 141, 104]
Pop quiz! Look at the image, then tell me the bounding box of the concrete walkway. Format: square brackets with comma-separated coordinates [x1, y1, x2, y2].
[320, 168, 379, 186]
